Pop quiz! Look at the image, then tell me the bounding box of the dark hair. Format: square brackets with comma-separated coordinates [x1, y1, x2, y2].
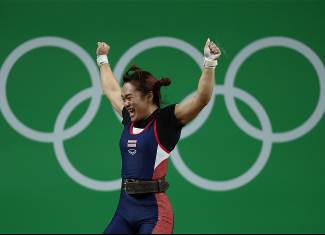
[123, 64, 171, 107]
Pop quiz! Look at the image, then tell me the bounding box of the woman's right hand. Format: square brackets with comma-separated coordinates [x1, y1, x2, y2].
[96, 42, 110, 56]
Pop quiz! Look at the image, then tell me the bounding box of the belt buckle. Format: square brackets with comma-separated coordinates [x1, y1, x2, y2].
[123, 179, 137, 194]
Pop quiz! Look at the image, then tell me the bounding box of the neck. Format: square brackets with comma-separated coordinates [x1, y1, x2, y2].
[143, 104, 159, 120]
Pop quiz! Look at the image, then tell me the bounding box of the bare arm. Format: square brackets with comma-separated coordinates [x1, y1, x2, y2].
[96, 42, 124, 116]
[175, 38, 221, 125]
[175, 67, 215, 124]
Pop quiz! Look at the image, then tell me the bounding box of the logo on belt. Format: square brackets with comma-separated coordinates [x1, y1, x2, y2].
[127, 140, 137, 156]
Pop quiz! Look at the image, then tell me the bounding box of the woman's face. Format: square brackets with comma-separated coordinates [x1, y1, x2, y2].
[122, 83, 153, 122]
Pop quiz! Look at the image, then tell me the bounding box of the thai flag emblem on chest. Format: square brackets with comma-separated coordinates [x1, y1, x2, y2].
[128, 140, 137, 148]
[127, 140, 137, 155]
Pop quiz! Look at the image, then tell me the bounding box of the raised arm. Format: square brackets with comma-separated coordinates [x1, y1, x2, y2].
[96, 42, 124, 116]
[175, 38, 221, 125]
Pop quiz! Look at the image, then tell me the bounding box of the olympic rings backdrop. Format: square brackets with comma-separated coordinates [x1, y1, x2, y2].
[0, 0, 324, 233]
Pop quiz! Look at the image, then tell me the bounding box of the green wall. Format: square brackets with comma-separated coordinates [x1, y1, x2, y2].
[0, 0, 324, 233]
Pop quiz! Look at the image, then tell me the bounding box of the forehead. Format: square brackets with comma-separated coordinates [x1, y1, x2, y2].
[122, 83, 138, 96]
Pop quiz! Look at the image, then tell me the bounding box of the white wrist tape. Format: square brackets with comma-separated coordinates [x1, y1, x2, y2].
[97, 55, 109, 66]
[203, 57, 218, 69]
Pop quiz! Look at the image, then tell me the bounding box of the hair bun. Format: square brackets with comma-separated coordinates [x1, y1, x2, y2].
[158, 78, 171, 87]
[129, 64, 141, 72]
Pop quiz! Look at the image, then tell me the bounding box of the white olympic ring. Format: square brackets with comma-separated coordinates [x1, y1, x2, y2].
[0, 37, 101, 142]
[0, 36, 324, 191]
[0, 37, 121, 191]
[224, 37, 325, 143]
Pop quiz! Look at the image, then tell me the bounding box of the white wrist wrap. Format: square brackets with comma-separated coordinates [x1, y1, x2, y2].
[97, 55, 109, 66]
[203, 57, 218, 69]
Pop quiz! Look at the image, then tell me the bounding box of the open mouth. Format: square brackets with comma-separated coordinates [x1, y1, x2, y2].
[128, 108, 135, 118]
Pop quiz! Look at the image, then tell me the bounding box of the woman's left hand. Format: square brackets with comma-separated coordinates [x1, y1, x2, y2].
[204, 38, 221, 61]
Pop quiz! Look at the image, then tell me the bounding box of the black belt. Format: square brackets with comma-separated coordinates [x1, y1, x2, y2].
[122, 178, 169, 194]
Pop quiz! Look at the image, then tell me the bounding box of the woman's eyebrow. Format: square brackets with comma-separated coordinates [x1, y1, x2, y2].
[122, 94, 132, 99]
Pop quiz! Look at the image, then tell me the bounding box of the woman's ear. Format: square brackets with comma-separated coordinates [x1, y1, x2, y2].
[147, 91, 154, 103]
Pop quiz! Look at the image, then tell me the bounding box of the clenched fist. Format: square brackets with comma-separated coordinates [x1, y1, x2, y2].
[204, 38, 221, 61]
[96, 42, 110, 56]
[203, 38, 221, 68]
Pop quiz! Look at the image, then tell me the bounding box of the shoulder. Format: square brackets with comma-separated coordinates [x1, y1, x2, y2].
[154, 104, 183, 152]
[157, 104, 184, 129]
